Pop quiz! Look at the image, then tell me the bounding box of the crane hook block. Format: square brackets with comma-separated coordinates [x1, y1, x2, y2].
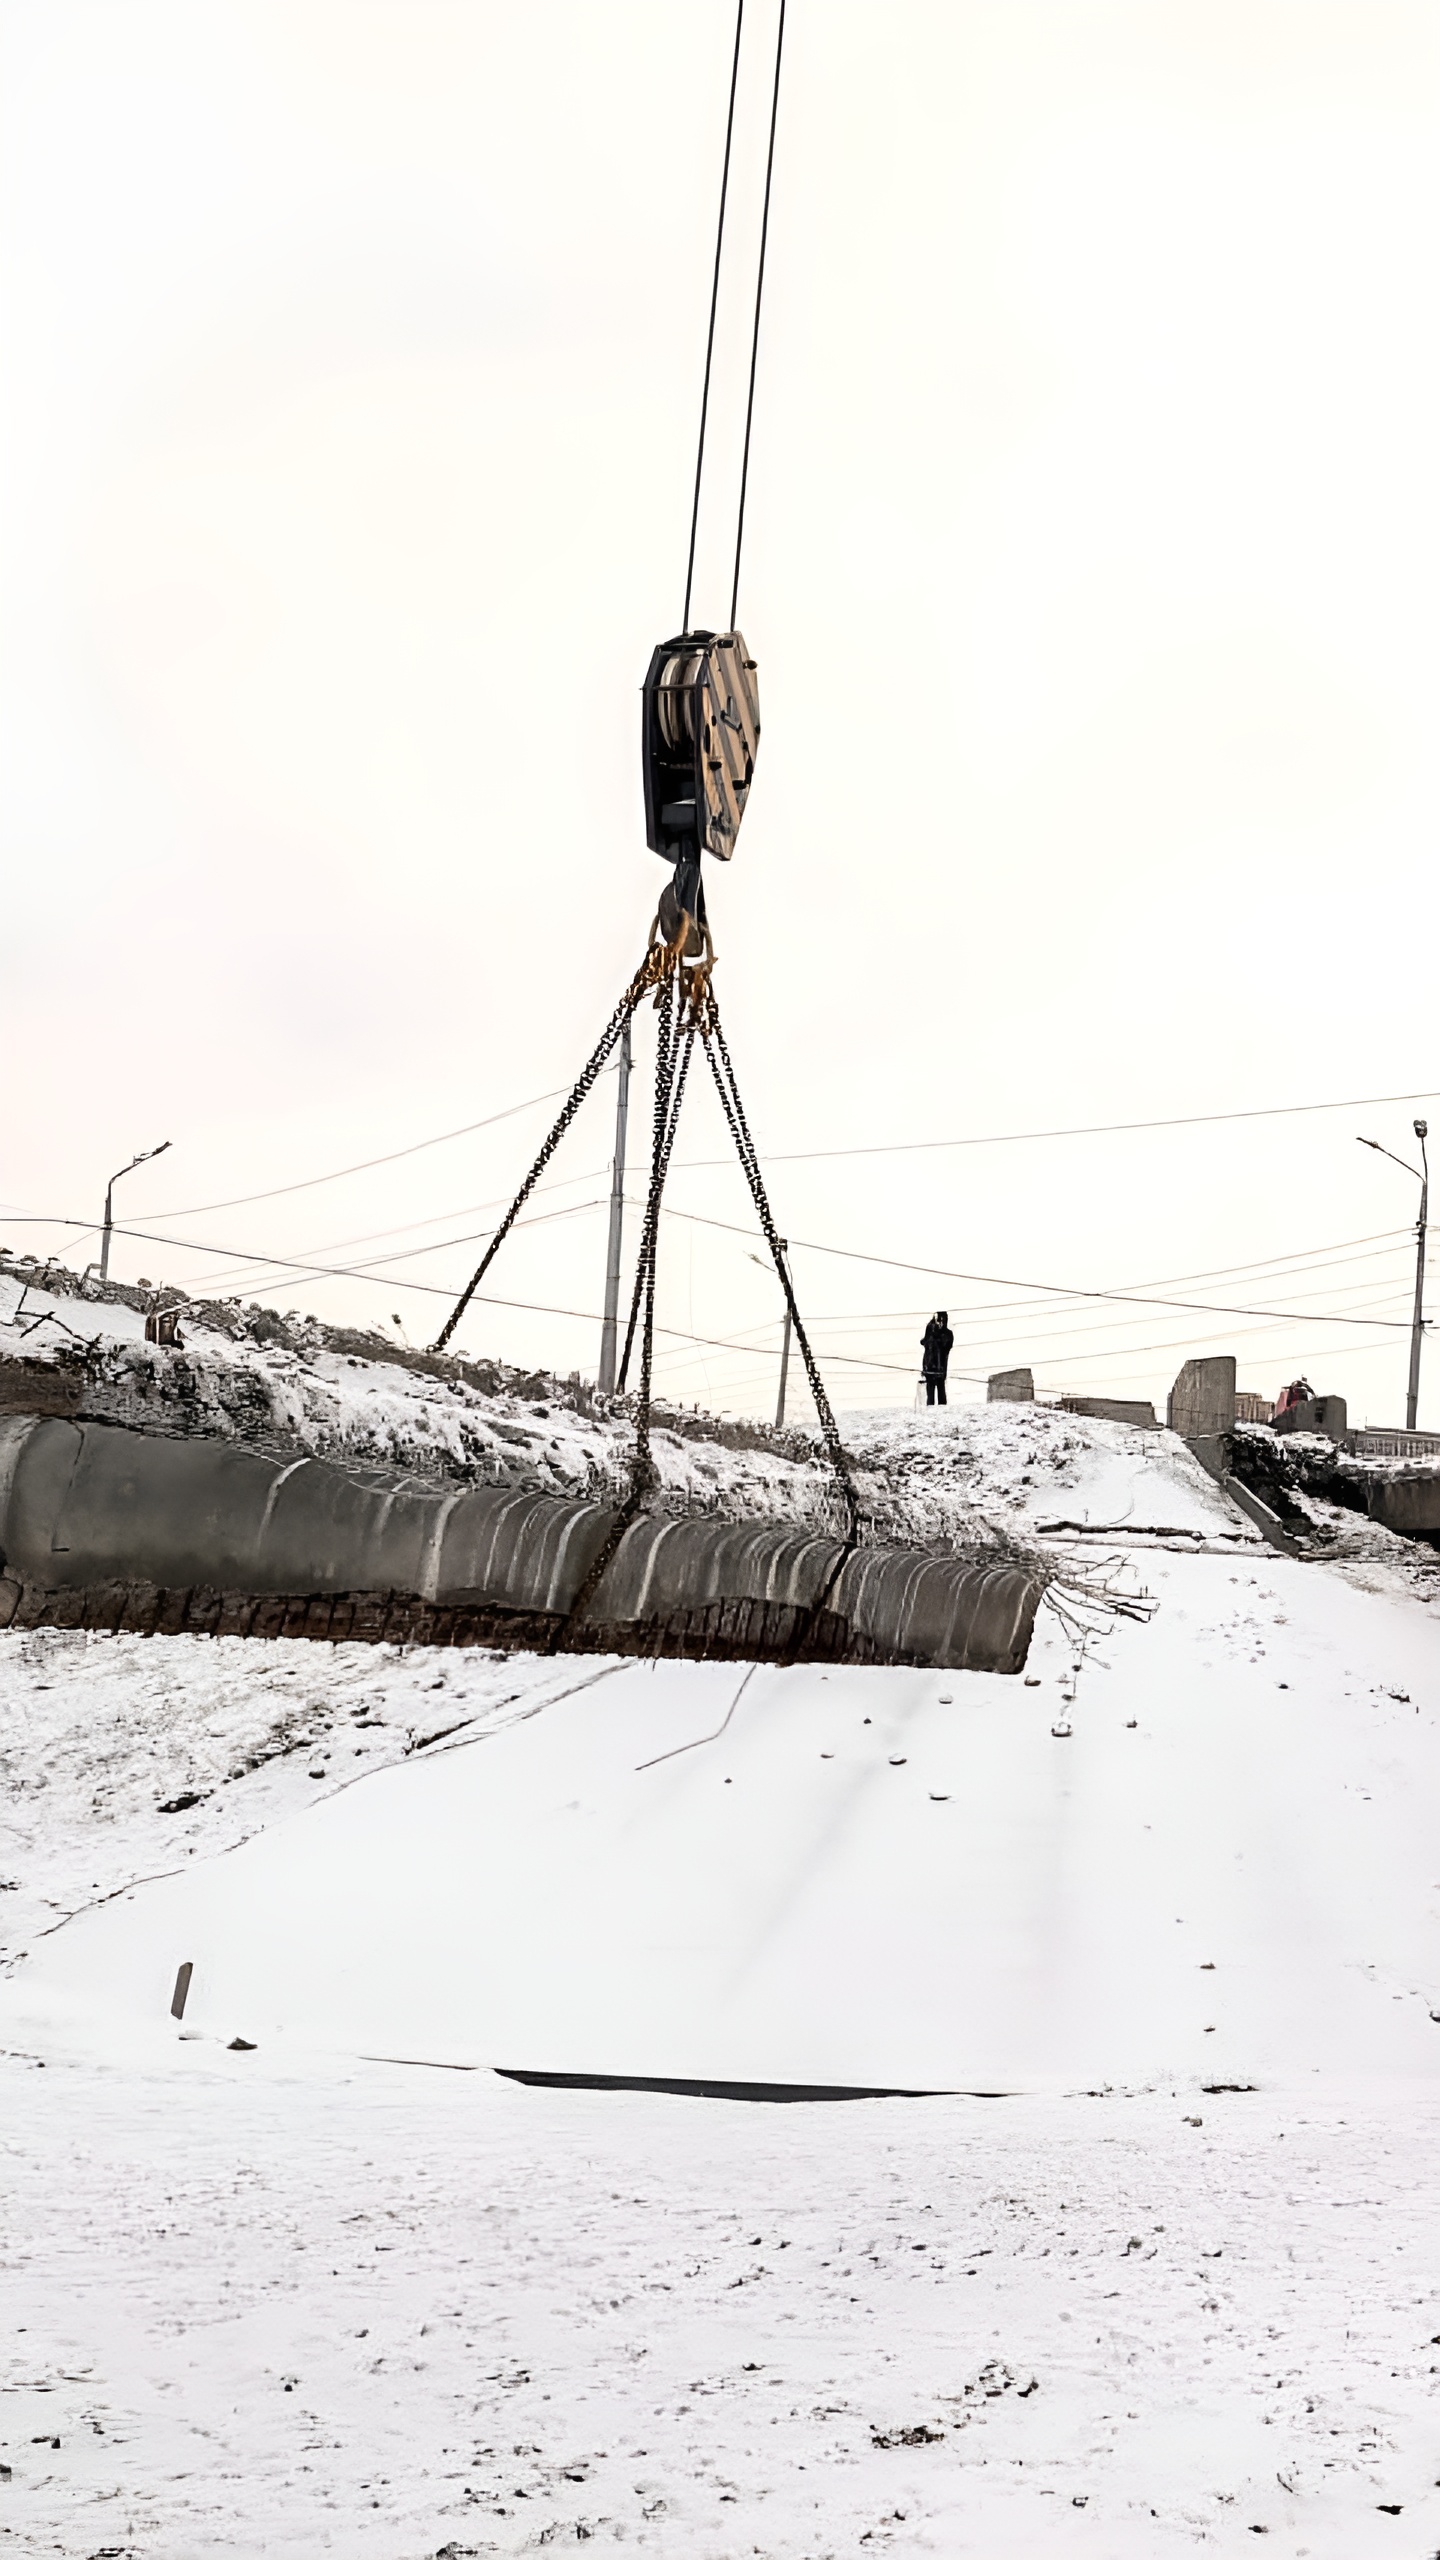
[641, 630, 760, 865]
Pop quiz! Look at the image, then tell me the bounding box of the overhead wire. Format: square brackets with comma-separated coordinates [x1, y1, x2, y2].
[118, 1078, 1440, 1237]
[138, 1082, 575, 1224]
[656, 1206, 1417, 1328]
[667, 1084, 1440, 1173]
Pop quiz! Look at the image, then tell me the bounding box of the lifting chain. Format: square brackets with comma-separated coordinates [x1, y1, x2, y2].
[430, 939, 671, 1357]
[433, 895, 856, 1649]
[692, 979, 860, 1547]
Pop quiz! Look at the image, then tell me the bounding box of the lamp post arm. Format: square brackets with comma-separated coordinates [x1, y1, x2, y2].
[98, 1141, 172, 1288]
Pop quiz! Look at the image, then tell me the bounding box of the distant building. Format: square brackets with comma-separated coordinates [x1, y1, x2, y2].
[1234, 1392, 1273, 1424]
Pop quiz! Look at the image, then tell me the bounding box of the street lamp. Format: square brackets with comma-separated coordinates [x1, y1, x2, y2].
[1357, 1119, 1429, 1430]
[748, 1239, 794, 1427]
[99, 1141, 172, 1283]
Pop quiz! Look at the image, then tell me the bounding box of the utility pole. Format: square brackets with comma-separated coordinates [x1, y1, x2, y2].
[597, 1020, 632, 1393]
[774, 1239, 793, 1427]
[99, 1140, 172, 1283]
[1357, 1120, 1428, 1429]
[1407, 1119, 1428, 1431]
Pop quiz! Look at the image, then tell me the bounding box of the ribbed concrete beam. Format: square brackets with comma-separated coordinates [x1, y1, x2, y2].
[0, 1415, 1041, 1673]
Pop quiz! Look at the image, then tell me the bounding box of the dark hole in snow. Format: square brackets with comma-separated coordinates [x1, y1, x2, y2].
[495, 2070, 949, 2104]
[158, 1791, 206, 1814]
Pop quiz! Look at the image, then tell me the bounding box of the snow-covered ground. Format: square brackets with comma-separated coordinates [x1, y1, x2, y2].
[3, 2056, 1436, 2558]
[2, 1392, 1439, 2553]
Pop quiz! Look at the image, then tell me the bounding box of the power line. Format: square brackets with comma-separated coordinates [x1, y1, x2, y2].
[669, 1085, 1440, 1173]
[140, 1083, 575, 1224]
[657, 1206, 1414, 1328]
[178, 1165, 613, 1298]
[666, 1203, 1416, 1311]
[126, 1079, 1440, 1237]
[1, 1216, 908, 1378]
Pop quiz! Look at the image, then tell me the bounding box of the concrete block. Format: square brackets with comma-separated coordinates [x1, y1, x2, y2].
[1365, 1474, 1440, 1540]
[0, 1413, 1044, 1675]
[987, 1369, 1034, 1403]
[1272, 1395, 1347, 1441]
[1058, 1395, 1157, 1428]
[1167, 1356, 1236, 1439]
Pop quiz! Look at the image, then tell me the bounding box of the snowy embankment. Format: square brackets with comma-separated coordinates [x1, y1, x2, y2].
[0, 1251, 1293, 1555]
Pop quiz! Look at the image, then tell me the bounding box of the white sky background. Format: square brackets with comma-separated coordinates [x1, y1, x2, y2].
[3, 0, 1439, 1425]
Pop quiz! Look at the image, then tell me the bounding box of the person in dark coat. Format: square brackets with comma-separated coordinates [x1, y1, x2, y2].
[921, 1310, 953, 1406]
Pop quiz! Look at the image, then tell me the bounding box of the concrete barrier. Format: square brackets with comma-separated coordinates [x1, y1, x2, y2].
[987, 1369, 1034, 1403]
[1362, 1474, 1440, 1543]
[1167, 1357, 1236, 1438]
[0, 1415, 1042, 1674]
[1058, 1396, 1157, 1428]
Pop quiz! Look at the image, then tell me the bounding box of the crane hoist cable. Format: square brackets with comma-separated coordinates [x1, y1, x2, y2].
[432, 1, 859, 1642]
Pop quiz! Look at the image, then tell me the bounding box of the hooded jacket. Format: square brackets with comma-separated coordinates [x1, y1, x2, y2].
[921, 1315, 953, 1378]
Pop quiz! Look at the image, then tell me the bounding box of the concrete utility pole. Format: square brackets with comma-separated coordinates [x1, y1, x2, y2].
[774, 1238, 793, 1429]
[1407, 1120, 1429, 1431]
[1357, 1120, 1428, 1429]
[597, 1021, 632, 1394]
[99, 1140, 171, 1283]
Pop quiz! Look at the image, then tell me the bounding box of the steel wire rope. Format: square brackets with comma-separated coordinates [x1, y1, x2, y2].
[729, 0, 786, 628]
[682, 0, 746, 633]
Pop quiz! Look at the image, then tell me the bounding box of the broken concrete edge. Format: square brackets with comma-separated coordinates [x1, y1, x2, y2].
[1182, 1435, 1300, 1558]
[1227, 1421, 1440, 1550]
[0, 1572, 949, 1666]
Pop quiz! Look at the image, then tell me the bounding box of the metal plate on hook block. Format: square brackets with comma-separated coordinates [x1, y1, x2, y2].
[642, 629, 760, 864]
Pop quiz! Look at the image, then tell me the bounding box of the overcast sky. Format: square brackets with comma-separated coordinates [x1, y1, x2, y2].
[4, 0, 1439, 1425]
